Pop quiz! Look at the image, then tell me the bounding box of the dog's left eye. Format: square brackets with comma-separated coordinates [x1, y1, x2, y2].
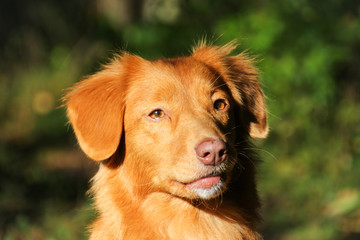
[213, 99, 228, 111]
[148, 109, 165, 119]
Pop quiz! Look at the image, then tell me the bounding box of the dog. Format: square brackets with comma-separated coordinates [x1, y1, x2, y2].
[64, 41, 268, 240]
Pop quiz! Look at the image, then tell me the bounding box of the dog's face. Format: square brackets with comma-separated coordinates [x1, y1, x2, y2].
[124, 58, 237, 199]
[65, 43, 268, 201]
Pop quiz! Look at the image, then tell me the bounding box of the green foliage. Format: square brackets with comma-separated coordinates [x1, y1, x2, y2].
[1, 0, 359, 239]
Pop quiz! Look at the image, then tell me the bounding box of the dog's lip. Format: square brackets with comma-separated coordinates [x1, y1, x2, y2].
[186, 175, 222, 189]
[174, 172, 225, 189]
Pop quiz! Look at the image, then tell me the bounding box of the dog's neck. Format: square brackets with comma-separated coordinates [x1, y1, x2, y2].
[89, 163, 261, 240]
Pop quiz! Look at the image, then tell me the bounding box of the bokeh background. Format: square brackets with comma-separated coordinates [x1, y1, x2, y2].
[1, 0, 359, 239]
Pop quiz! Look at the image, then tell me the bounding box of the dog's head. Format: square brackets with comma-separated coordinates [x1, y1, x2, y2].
[65, 42, 268, 200]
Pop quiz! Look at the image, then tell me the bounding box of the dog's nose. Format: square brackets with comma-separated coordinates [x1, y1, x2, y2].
[195, 139, 227, 166]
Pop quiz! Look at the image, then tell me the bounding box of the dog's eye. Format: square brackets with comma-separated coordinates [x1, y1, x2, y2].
[213, 99, 228, 111]
[148, 109, 165, 119]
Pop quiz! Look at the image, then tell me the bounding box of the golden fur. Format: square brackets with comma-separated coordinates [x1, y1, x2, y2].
[65, 42, 268, 240]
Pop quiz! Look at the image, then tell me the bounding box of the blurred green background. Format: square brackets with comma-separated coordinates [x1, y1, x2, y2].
[1, 0, 359, 239]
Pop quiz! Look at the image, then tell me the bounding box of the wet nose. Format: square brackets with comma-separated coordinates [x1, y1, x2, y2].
[195, 139, 227, 166]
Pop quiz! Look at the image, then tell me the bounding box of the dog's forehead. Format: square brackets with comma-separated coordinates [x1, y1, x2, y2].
[127, 57, 218, 104]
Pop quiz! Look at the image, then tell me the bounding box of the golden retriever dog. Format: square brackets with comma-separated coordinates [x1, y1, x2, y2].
[65, 42, 268, 240]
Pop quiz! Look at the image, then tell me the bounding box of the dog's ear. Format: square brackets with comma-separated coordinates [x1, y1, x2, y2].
[192, 42, 268, 139]
[225, 55, 268, 139]
[64, 55, 132, 161]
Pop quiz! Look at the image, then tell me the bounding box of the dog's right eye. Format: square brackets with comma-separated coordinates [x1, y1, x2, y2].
[213, 99, 228, 111]
[148, 109, 165, 120]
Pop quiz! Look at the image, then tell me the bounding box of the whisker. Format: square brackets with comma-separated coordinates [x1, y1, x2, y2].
[212, 82, 228, 90]
[243, 147, 278, 161]
[224, 125, 243, 137]
[209, 63, 235, 89]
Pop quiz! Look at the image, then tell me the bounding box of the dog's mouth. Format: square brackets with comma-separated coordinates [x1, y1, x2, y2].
[170, 158, 235, 199]
[174, 171, 227, 189]
[179, 172, 227, 199]
[185, 173, 223, 189]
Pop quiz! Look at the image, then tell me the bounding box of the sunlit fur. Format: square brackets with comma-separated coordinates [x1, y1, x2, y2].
[65, 42, 268, 240]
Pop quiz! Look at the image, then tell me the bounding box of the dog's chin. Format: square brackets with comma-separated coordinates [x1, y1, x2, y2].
[190, 180, 225, 200]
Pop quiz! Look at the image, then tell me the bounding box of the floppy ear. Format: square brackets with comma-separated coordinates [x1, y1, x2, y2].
[64, 56, 128, 161]
[192, 42, 268, 139]
[225, 55, 269, 139]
